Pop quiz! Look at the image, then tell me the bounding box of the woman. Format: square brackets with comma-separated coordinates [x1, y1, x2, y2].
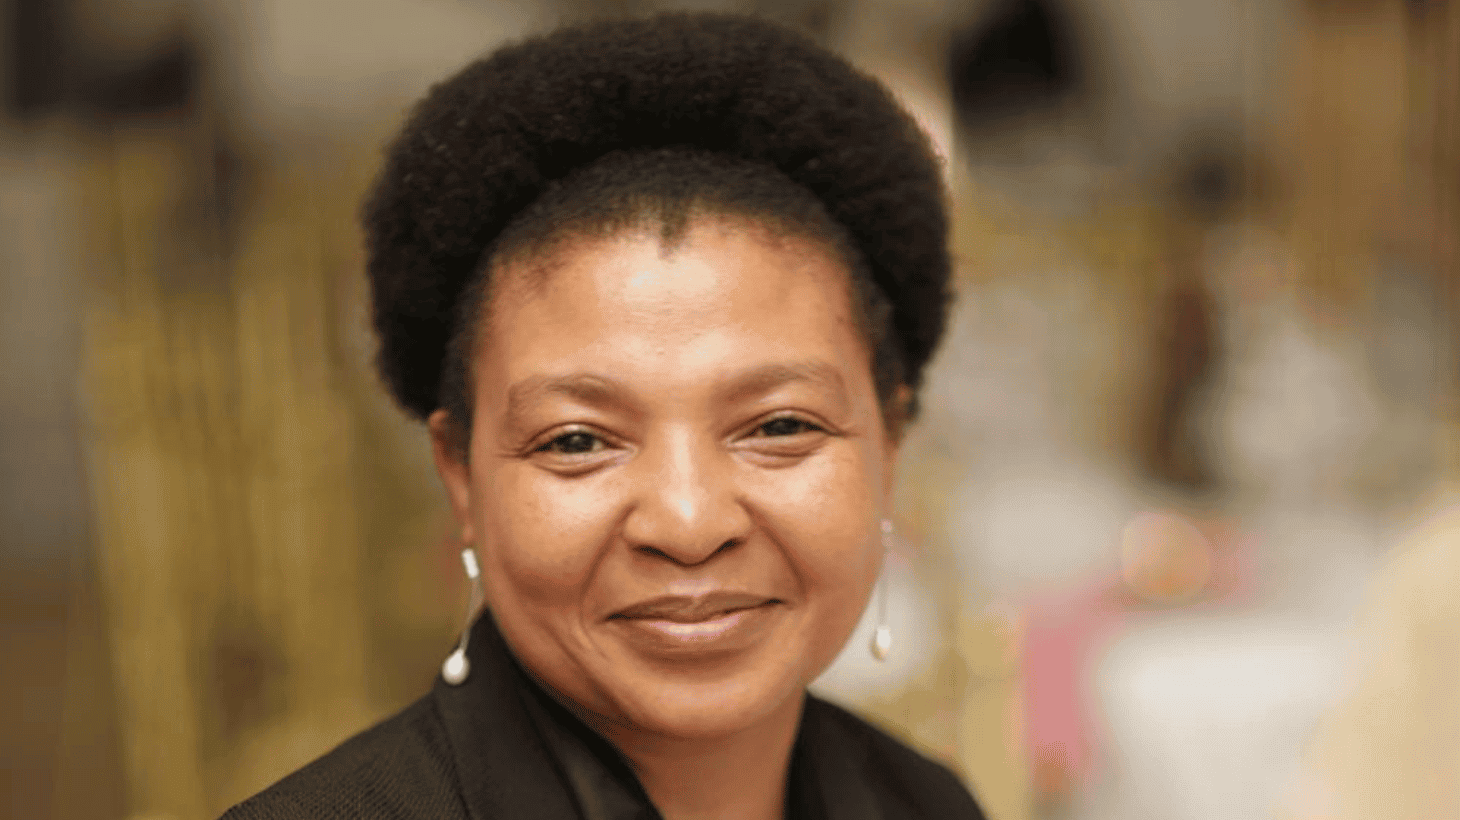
[224, 12, 981, 820]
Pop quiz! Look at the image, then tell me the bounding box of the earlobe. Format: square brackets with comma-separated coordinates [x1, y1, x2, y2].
[428, 409, 476, 544]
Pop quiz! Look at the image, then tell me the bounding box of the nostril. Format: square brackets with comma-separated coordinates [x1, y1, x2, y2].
[636, 539, 740, 566]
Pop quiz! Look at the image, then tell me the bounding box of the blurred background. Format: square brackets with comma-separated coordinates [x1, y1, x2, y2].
[2, 0, 1458, 818]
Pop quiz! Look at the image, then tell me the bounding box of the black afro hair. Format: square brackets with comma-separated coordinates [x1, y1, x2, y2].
[363, 11, 952, 422]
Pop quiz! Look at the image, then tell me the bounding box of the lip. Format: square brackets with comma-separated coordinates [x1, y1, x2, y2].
[608, 592, 782, 658]
[613, 591, 775, 623]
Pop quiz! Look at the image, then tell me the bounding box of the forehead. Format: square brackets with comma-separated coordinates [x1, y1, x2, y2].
[477, 217, 871, 390]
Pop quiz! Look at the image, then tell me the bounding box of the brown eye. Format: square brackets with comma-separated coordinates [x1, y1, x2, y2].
[757, 417, 821, 437]
[538, 431, 603, 454]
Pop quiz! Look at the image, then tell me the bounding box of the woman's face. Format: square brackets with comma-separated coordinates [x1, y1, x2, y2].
[431, 214, 899, 740]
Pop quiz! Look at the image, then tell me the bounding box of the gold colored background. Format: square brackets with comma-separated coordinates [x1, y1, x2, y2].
[3, 1, 1457, 818]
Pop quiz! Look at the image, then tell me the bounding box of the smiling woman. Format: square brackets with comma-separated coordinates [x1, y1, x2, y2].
[444, 217, 890, 740]
[222, 12, 980, 820]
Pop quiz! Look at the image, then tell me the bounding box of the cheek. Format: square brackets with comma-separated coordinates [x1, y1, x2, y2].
[471, 465, 624, 611]
[750, 444, 885, 682]
[753, 442, 885, 596]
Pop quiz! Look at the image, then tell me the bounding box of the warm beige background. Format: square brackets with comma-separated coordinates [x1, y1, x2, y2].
[3, 1, 1458, 818]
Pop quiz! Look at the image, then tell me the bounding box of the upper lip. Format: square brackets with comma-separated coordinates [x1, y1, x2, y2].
[612, 592, 776, 623]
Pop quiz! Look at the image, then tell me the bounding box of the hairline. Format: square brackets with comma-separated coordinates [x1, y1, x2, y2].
[442, 207, 895, 458]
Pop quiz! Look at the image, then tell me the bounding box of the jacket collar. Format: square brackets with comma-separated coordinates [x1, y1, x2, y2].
[432, 611, 885, 820]
[432, 611, 589, 819]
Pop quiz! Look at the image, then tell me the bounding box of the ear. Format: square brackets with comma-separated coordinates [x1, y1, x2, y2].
[429, 409, 476, 544]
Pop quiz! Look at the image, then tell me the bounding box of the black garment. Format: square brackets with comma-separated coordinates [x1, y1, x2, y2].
[222, 613, 985, 819]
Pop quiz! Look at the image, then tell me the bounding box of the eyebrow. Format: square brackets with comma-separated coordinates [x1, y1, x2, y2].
[505, 373, 633, 423]
[503, 361, 850, 421]
[715, 361, 850, 410]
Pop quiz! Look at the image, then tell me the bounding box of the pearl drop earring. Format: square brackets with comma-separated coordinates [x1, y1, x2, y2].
[442, 547, 483, 685]
[870, 519, 893, 662]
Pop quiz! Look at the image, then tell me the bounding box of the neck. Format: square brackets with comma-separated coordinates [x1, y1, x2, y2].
[599, 693, 805, 820]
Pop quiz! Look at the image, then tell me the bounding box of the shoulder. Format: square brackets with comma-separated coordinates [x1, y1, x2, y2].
[220, 695, 468, 820]
[803, 696, 986, 819]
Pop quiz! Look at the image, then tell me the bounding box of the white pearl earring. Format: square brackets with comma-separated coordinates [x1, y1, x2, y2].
[870, 519, 893, 662]
[442, 547, 483, 685]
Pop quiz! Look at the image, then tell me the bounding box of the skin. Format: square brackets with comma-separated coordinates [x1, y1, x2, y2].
[429, 214, 904, 820]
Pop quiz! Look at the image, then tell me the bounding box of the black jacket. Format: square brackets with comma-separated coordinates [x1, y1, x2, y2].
[222, 613, 985, 819]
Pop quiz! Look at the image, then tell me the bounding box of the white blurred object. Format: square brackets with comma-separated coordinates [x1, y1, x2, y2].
[952, 459, 1133, 598]
[915, 273, 1137, 599]
[1247, 509, 1380, 616]
[923, 282, 1064, 452]
[1218, 314, 1382, 506]
[1205, 228, 1442, 510]
[924, 275, 1123, 454]
[1084, 615, 1350, 820]
[1013, 505, 1376, 820]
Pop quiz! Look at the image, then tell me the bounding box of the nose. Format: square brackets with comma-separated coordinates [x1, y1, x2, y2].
[620, 427, 752, 566]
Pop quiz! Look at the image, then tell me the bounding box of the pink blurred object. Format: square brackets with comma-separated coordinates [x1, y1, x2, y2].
[1020, 514, 1256, 802]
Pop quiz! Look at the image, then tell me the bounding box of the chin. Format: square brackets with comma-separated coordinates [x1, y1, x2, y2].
[605, 632, 857, 742]
[583, 607, 853, 740]
[611, 663, 808, 740]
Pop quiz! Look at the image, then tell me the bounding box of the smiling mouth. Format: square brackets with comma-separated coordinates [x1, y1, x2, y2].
[610, 592, 778, 624]
[607, 592, 783, 655]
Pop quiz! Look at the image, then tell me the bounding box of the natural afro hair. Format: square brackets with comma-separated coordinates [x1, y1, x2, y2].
[363, 11, 952, 425]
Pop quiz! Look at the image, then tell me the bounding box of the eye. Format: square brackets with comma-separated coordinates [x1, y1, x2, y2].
[755, 416, 824, 437]
[525, 426, 624, 475]
[535, 430, 606, 455]
[735, 414, 831, 464]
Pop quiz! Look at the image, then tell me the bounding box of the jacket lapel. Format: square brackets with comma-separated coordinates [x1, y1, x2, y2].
[433, 612, 890, 820]
[433, 612, 585, 820]
[797, 698, 887, 820]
